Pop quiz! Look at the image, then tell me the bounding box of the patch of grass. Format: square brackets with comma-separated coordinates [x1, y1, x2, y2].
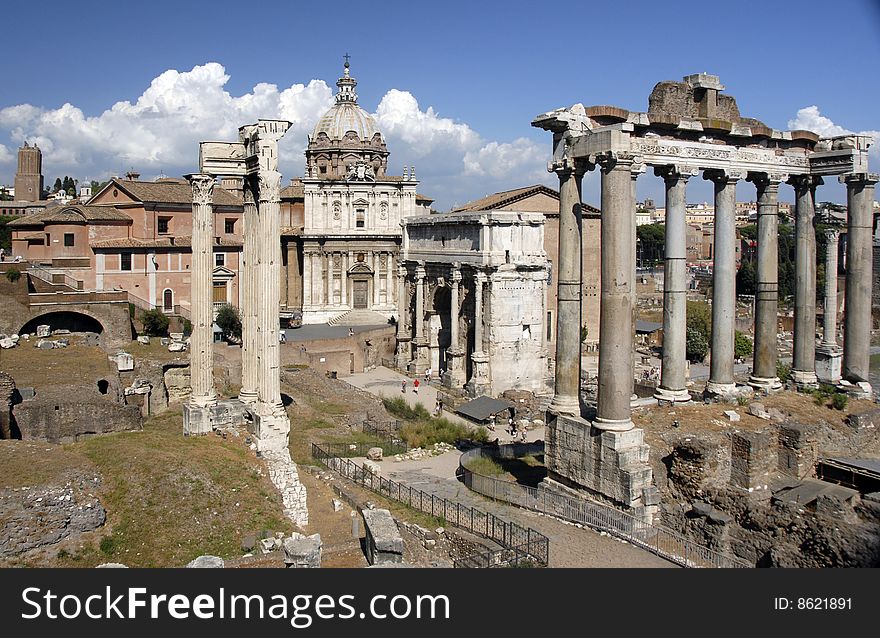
[736, 395, 749, 407]
[520, 454, 544, 468]
[465, 456, 505, 477]
[72, 408, 293, 566]
[399, 417, 488, 448]
[831, 393, 848, 411]
[382, 397, 431, 421]
[304, 396, 350, 415]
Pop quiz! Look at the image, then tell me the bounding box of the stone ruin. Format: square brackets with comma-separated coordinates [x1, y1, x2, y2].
[532, 73, 875, 525]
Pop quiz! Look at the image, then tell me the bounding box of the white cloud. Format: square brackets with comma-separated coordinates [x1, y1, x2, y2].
[788, 106, 880, 161]
[0, 63, 551, 209]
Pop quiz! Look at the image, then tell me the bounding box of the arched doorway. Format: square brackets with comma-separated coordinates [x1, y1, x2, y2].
[20, 311, 104, 336]
[431, 286, 451, 373]
[163, 289, 174, 312]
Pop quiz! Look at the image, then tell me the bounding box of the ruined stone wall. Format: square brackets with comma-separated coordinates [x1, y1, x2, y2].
[0, 371, 15, 439]
[13, 386, 142, 443]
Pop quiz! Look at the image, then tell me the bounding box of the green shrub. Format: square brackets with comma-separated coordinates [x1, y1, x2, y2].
[99, 535, 117, 556]
[141, 308, 170, 336]
[182, 318, 193, 337]
[734, 331, 753, 358]
[686, 327, 708, 362]
[382, 396, 431, 421]
[466, 455, 505, 477]
[4, 267, 21, 283]
[831, 393, 848, 411]
[776, 361, 792, 383]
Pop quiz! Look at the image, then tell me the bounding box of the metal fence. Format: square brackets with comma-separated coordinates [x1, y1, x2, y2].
[311, 442, 550, 568]
[459, 445, 750, 569]
[362, 417, 401, 438]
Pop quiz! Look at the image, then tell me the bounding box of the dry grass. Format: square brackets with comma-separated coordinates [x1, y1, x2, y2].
[2, 408, 294, 567]
[0, 339, 117, 388]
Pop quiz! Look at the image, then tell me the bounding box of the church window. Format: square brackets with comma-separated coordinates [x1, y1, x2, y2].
[215, 253, 225, 267]
[64, 233, 74, 247]
[356, 209, 365, 228]
[225, 218, 236, 234]
[158, 217, 171, 234]
[121, 252, 132, 271]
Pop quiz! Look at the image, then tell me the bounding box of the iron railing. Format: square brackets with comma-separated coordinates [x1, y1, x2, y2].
[458, 445, 750, 569]
[311, 442, 549, 568]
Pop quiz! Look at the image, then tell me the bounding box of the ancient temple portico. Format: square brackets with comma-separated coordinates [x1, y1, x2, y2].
[533, 73, 874, 521]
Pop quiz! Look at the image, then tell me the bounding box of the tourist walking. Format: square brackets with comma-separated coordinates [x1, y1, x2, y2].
[401, 379, 407, 393]
[413, 378, 420, 394]
[0, 248, 5, 262]
[424, 368, 431, 383]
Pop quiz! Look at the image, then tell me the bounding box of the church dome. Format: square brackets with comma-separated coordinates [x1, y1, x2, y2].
[311, 61, 382, 143]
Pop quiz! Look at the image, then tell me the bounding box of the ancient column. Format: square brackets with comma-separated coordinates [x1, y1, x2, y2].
[395, 263, 411, 369]
[473, 271, 486, 353]
[655, 165, 693, 402]
[386, 253, 394, 305]
[257, 169, 284, 409]
[449, 267, 461, 353]
[548, 159, 585, 417]
[444, 265, 467, 387]
[841, 173, 879, 388]
[748, 173, 784, 390]
[789, 175, 821, 388]
[816, 228, 843, 384]
[595, 152, 636, 431]
[341, 253, 348, 306]
[373, 252, 381, 307]
[183, 173, 217, 435]
[705, 169, 743, 396]
[466, 270, 490, 396]
[238, 178, 259, 404]
[822, 228, 841, 347]
[414, 263, 427, 372]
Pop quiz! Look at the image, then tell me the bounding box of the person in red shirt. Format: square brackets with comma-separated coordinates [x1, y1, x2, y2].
[413, 378, 420, 394]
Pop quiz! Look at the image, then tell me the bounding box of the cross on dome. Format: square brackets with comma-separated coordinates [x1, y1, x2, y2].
[336, 55, 358, 104]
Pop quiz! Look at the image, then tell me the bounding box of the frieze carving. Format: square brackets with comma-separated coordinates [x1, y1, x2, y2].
[346, 160, 375, 181]
[189, 174, 215, 205]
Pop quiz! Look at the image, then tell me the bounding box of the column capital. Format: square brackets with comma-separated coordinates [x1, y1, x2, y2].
[257, 170, 282, 203]
[186, 173, 215, 205]
[549, 156, 592, 178]
[654, 164, 699, 183]
[787, 174, 823, 192]
[397, 263, 408, 278]
[474, 270, 487, 285]
[747, 171, 788, 188]
[595, 150, 639, 173]
[824, 227, 841, 242]
[704, 168, 746, 184]
[840, 172, 880, 187]
[415, 264, 426, 280]
[450, 265, 462, 283]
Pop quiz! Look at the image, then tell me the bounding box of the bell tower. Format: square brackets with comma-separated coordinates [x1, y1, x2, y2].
[14, 141, 43, 202]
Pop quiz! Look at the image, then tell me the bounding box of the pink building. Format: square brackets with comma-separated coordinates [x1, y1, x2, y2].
[8, 176, 244, 317]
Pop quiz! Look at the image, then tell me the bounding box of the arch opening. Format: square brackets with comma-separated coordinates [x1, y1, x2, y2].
[20, 311, 104, 336]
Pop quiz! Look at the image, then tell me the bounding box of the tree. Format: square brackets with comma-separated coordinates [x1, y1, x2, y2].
[734, 331, 753, 358]
[5, 267, 22, 283]
[53, 178, 63, 193]
[686, 300, 711, 340]
[736, 260, 756, 296]
[686, 327, 708, 363]
[141, 309, 170, 337]
[0, 187, 12, 201]
[636, 223, 665, 267]
[215, 304, 242, 341]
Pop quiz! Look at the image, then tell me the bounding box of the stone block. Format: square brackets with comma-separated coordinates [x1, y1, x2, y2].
[847, 408, 880, 431]
[363, 459, 381, 475]
[724, 410, 741, 422]
[36, 325, 50, 338]
[183, 403, 214, 436]
[137, 335, 150, 345]
[283, 533, 322, 568]
[362, 508, 404, 565]
[96, 563, 128, 568]
[241, 534, 257, 553]
[331, 499, 344, 512]
[110, 352, 134, 372]
[748, 403, 771, 420]
[168, 341, 186, 352]
[366, 447, 383, 461]
[186, 555, 225, 568]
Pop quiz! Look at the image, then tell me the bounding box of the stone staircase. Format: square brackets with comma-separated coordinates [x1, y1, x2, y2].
[328, 309, 390, 327]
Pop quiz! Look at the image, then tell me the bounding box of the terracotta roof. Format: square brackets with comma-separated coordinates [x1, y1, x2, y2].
[415, 193, 434, 203]
[450, 185, 599, 216]
[100, 179, 243, 207]
[281, 183, 304, 198]
[7, 205, 131, 227]
[91, 235, 243, 249]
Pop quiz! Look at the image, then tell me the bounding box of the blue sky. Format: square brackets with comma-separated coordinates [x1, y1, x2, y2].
[1, 0, 878, 210]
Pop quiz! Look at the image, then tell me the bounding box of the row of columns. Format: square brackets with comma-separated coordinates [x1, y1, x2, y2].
[395, 261, 487, 392]
[550, 158, 877, 433]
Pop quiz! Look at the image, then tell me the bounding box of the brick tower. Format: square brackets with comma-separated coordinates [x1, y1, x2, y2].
[14, 141, 43, 202]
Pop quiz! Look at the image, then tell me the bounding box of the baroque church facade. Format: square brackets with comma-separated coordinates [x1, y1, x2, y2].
[284, 61, 432, 325]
